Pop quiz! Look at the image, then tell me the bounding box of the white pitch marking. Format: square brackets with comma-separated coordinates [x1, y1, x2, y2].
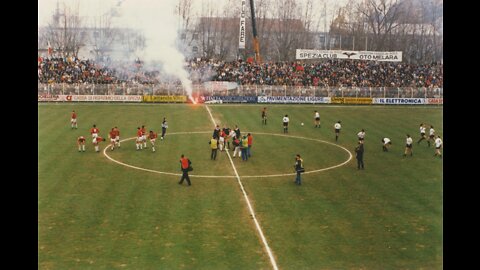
[205, 105, 279, 270]
[103, 132, 353, 178]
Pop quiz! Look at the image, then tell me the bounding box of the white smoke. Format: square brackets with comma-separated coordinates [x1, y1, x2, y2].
[114, 0, 194, 101]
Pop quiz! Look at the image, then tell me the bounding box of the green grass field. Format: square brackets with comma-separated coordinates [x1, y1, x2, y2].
[38, 103, 442, 269]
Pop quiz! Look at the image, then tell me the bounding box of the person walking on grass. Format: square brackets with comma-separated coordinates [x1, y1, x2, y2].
[334, 121, 342, 142]
[355, 141, 365, 170]
[404, 134, 413, 157]
[178, 154, 192, 186]
[314, 110, 320, 128]
[294, 154, 304, 185]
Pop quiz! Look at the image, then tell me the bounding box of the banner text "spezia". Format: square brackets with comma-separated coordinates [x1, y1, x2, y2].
[296, 49, 402, 62]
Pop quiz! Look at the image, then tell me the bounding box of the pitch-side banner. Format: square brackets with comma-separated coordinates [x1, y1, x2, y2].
[296, 49, 402, 62]
[143, 95, 187, 103]
[257, 96, 331, 104]
[239, 0, 246, 49]
[373, 98, 426, 104]
[38, 95, 142, 102]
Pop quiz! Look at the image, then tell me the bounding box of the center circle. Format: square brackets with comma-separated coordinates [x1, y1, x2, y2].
[103, 131, 353, 178]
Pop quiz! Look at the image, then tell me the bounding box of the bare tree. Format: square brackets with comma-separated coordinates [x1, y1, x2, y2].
[39, 2, 86, 57]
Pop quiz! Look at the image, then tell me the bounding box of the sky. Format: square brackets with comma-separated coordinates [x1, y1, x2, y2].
[38, 0, 349, 30]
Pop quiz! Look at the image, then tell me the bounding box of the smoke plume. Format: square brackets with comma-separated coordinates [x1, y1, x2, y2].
[115, 0, 194, 101]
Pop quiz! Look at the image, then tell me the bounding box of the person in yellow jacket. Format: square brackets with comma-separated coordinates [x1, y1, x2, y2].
[209, 136, 218, 160]
[241, 135, 249, 161]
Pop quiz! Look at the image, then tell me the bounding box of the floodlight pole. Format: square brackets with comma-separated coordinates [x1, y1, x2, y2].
[249, 0, 262, 63]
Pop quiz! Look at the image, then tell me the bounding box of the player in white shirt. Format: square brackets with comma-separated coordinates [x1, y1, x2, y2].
[357, 129, 365, 143]
[434, 135, 442, 157]
[382, 138, 392, 152]
[417, 123, 427, 145]
[314, 110, 320, 128]
[283, 114, 289, 133]
[427, 125, 435, 147]
[334, 121, 341, 142]
[404, 134, 413, 157]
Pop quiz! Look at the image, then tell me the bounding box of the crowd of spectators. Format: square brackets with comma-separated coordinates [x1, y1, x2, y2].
[38, 56, 443, 88]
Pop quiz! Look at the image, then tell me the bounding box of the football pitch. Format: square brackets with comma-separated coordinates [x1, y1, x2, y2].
[38, 103, 442, 269]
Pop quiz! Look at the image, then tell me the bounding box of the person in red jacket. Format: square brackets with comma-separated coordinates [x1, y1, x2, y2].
[178, 154, 192, 186]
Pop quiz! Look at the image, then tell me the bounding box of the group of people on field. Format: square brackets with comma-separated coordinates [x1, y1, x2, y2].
[73, 106, 443, 187]
[74, 110, 168, 154]
[209, 125, 253, 162]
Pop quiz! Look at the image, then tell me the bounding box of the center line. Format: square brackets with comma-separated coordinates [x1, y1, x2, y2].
[205, 105, 279, 270]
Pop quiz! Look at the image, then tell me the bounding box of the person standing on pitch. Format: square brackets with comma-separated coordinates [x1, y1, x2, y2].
[161, 117, 168, 140]
[404, 134, 413, 157]
[247, 133, 253, 157]
[178, 154, 192, 186]
[77, 135, 86, 152]
[382, 138, 392, 152]
[108, 127, 117, 151]
[71, 110, 78, 129]
[234, 125, 241, 139]
[294, 154, 304, 185]
[141, 125, 147, 148]
[241, 135, 249, 161]
[283, 114, 289, 133]
[232, 136, 241, 158]
[262, 107, 267, 125]
[223, 126, 231, 150]
[209, 136, 218, 160]
[114, 126, 121, 148]
[355, 141, 365, 169]
[334, 121, 342, 142]
[434, 135, 442, 158]
[148, 130, 158, 152]
[314, 110, 320, 128]
[417, 123, 427, 145]
[213, 125, 220, 139]
[357, 129, 366, 143]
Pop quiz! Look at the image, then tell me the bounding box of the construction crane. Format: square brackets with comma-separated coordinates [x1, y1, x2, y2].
[249, 0, 262, 63]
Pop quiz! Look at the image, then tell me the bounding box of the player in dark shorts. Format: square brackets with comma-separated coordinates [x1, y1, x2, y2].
[261, 107, 267, 125]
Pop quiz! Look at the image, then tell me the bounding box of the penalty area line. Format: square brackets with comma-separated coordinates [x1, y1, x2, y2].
[205, 105, 279, 270]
